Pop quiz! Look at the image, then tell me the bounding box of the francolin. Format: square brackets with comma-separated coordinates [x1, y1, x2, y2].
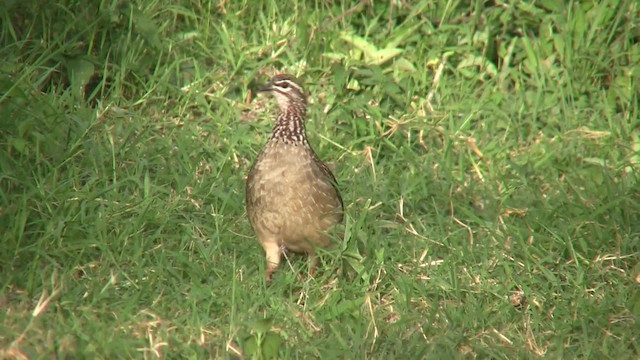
[245, 74, 343, 282]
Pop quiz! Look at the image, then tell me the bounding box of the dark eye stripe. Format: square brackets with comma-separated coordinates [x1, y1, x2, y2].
[275, 80, 302, 92]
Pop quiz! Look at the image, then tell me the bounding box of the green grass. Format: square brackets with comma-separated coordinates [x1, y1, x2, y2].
[1, 0, 639, 358]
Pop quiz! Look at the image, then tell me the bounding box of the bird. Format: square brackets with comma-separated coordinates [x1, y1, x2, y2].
[245, 74, 344, 282]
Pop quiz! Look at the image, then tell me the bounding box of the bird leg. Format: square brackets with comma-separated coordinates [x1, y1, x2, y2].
[262, 240, 282, 282]
[308, 252, 318, 278]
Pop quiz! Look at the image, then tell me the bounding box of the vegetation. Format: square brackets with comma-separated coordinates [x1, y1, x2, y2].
[1, 0, 638, 358]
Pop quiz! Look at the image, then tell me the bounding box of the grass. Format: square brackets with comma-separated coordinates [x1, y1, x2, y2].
[1, 0, 639, 358]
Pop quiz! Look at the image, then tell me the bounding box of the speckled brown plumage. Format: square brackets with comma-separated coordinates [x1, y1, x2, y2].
[245, 74, 343, 282]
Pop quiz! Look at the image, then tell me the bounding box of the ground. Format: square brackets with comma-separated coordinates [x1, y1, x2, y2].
[1, 0, 639, 358]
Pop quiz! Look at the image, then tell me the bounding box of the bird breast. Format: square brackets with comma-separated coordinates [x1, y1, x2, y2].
[247, 141, 342, 241]
[251, 143, 328, 202]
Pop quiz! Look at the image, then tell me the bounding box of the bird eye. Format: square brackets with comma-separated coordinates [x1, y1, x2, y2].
[277, 82, 290, 89]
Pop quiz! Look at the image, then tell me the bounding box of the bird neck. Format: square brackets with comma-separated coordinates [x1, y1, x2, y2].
[268, 102, 308, 145]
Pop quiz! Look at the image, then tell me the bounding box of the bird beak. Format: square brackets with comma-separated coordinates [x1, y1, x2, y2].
[257, 81, 273, 92]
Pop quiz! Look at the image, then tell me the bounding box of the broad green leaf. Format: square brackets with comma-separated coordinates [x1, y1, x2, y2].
[175, 31, 199, 41]
[345, 255, 364, 276]
[318, 298, 362, 322]
[262, 332, 283, 359]
[143, 170, 150, 198]
[340, 33, 378, 60]
[369, 48, 403, 65]
[131, 9, 162, 48]
[250, 317, 273, 334]
[332, 63, 348, 91]
[393, 58, 416, 73]
[552, 34, 566, 62]
[385, 21, 425, 49]
[538, 0, 563, 12]
[322, 52, 347, 62]
[242, 335, 259, 356]
[571, 4, 586, 48]
[521, 36, 539, 74]
[65, 58, 94, 99]
[10, 138, 27, 155]
[628, 133, 640, 167]
[457, 55, 497, 77]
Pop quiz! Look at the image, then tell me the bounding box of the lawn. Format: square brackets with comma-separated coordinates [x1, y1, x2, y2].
[1, 0, 639, 358]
